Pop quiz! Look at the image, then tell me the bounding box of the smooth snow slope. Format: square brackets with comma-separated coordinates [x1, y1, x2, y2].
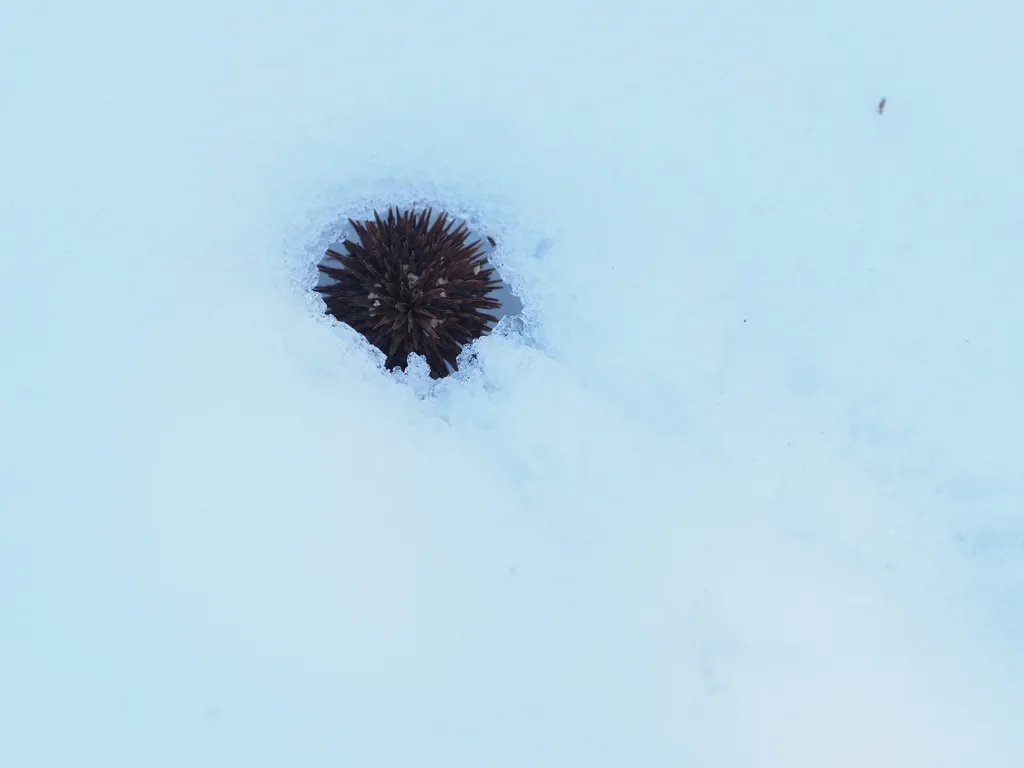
[1, 1, 1022, 766]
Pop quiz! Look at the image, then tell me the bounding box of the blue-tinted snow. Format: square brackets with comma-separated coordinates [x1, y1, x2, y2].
[1, 1, 1021, 765]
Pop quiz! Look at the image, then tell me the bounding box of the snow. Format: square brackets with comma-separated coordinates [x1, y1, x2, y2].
[1, 0, 1022, 765]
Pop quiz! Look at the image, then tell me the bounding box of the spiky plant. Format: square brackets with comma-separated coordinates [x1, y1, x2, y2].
[315, 207, 503, 378]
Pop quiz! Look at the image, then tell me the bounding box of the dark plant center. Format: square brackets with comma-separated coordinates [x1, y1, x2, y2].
[314, 207, 504, 379]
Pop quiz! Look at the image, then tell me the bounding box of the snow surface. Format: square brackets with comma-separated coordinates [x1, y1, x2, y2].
[2, 1, 1022, 766]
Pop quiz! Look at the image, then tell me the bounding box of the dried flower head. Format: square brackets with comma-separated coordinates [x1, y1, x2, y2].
[315, 207, 502, 378]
